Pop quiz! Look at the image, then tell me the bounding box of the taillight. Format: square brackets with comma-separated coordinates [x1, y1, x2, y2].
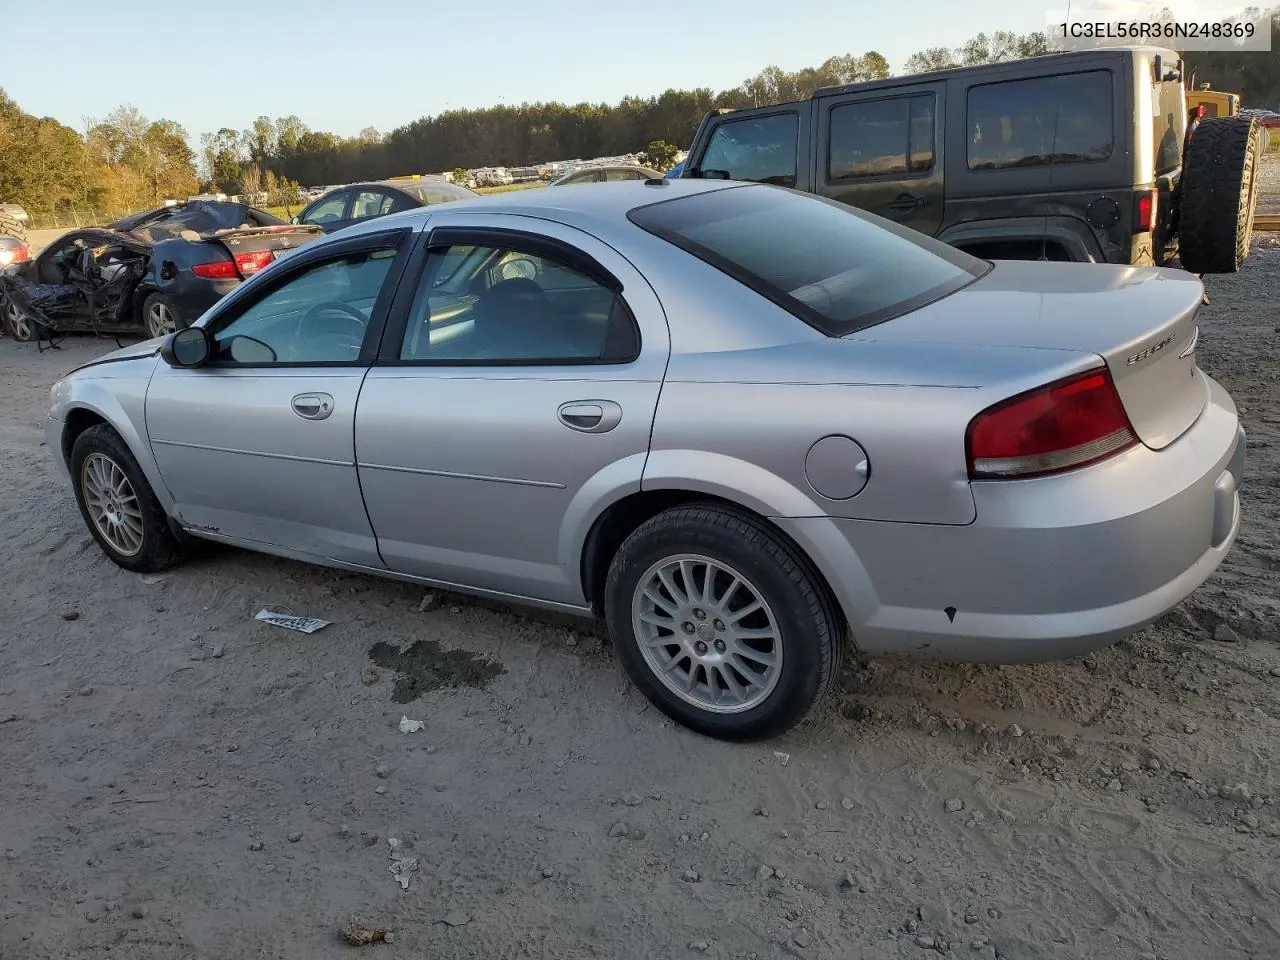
[0, 244, 28, 266]
[234, 250, 274, 275]
[191, 250, 274, 279]
[966, 368, 1138, 479]
[1135, 190, 1157, 233]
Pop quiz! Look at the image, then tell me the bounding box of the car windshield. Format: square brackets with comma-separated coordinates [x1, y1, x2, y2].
[628, 185, 989, 336]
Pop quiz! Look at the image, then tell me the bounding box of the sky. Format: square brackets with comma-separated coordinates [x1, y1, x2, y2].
[0, 0, 1205, 143]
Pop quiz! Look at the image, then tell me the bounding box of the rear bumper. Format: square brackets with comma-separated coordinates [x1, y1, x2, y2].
[777, 374, 1244, 662]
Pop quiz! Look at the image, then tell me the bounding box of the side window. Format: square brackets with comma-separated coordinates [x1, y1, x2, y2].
[566, 170, 603, 184]
[302, 191, 350, 225]
[398, 242, 638, 364]
[389, 190, 420, 213]
[967, 70, 1114, 171]
[208, 246, 398, 365]
[605, 168, 644, 181]
[699, 113, 798, 186]
[828, 95, 935, 180]
[352, 191, 395, 220]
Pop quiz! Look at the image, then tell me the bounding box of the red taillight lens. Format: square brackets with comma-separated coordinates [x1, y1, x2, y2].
[191, 259, 237, 279]
[0, 244, 28, 266]
[1136, 190, 1157, 233]
[191, 250, 274, 279]
[966, 368, 1138, 479]
[233, 250, 274, 275]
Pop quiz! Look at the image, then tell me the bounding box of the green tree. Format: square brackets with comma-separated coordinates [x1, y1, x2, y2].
[903, 46, 959, 74]
[639, 139, 679, 170]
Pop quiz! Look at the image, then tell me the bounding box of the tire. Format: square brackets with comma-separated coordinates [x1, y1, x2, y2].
[141, 293, 182, 339]
[70, 424, 185, 573]
[3, 298, 37, 341]
[1178, 116, 1262, 274]
[0, 211, 26, 244]
[603, 504, 844, 741]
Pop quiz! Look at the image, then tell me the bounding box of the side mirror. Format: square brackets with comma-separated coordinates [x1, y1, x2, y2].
[290, 216, 300, 225]
[160, 326, 212, 368]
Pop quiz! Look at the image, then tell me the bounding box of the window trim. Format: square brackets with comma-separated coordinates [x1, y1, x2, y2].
[376, 225, 641, 367]
[690, 109, 801, 187]
[825, 92, 937, 185]
[964, 68, 1116, 173]
[194, 227, 416, 370]
[627, 184, 990, 338]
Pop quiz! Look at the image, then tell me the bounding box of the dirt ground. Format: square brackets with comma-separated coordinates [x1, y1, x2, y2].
[2, 175, 1279, 960]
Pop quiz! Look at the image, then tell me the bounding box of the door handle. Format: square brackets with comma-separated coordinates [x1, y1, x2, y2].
[291, 392, 334, 420]
[887, 192, 923, 212]
[558, 400, 622, 434]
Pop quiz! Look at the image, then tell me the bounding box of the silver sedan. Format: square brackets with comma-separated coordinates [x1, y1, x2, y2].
[45, 180, 1245, 740]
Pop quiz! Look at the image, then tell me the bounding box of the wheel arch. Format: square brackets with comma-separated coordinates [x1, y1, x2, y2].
[575, 451, 864, 647]
[60, 389, 176, 514]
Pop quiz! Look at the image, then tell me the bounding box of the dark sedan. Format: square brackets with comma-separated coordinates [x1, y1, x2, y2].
[0, 201, 322, 343]
[295, 176, 478, 233]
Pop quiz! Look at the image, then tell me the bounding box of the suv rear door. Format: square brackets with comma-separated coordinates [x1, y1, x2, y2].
[684, 106, 811, 190]
[814, 81, 945, 235]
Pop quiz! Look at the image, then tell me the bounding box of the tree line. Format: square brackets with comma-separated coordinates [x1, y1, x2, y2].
[2, 17, 1277, 225]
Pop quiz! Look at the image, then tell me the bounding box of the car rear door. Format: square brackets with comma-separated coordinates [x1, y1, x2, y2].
[813, 82, 945, 235]
[144, 227, 415, 565]
[355, 215, 670, 606]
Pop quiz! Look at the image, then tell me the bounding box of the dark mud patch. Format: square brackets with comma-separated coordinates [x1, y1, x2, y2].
[368, 640, 506, 703]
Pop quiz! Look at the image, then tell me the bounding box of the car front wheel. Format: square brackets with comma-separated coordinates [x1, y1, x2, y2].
[604, 504, 843, 741]
[70, 424, 185, 572]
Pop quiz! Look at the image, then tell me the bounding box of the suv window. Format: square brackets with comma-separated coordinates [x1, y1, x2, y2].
[208, 247, 397, 364]
[966, 70, 1114, 171]
[829, 95, 935, 180]
[629, 185, 987, 337]
[699, 113, 798, 186]
[399, 242, 637, 363]
[1154, 79, 1186, 176]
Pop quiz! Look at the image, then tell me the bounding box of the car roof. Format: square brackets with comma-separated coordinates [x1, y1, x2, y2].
[373, 177, 738, 230]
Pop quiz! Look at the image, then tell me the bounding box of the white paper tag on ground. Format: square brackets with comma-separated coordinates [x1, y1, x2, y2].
[254, 609, 331, 633]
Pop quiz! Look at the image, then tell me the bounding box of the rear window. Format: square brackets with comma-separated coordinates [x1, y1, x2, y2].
[967, 70, 1114, 170]
[405, 183, 475, 204]
[697, 112, 798, 186]
[628, 185, 988, 337]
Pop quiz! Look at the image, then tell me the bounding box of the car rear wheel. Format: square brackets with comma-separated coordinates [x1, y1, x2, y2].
[4, 299, 36, 341]
[70, 424, 185, 573]
[142, 293, 181, 339]
[604, 504, 843, 741]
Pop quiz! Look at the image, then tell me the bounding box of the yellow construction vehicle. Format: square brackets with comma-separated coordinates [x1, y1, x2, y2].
[1186, 81, 1240, 119]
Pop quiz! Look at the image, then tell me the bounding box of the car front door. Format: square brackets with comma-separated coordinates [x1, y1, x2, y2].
[299, 190, 354, 233]
[814, 83, 945, 236]
[355, 216, 670, 606]
[144, 227, 415, 565]
[349, 189, 398, 226]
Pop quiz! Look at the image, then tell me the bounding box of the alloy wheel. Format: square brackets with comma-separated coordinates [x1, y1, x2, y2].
[631, 553, 782, 713]
[7, 303, 31, 340]
[80, 452, 144, 557]
[146, 301, 176, 338]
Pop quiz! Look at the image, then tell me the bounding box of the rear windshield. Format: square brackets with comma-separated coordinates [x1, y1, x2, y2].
[405, 183, 475, 204]
[628, 185, 988, 336]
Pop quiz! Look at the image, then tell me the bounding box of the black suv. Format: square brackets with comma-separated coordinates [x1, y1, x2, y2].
[678, 46, 1263, 274]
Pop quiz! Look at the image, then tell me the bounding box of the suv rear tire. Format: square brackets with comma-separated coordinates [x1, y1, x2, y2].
[603, 504, 844, 741]
[1179, 116, 1262, 274]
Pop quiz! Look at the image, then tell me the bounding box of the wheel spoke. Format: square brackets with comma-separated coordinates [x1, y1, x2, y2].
[655, 567, 685, 607]
[679, 560, 700, 603]
[734, 648, 776, 669]
[729, 599, 763, 623]
[714, 576, 741, 611]
[733, 626, 776, 641]
[638, 609, 674, 628]
[714, 664, 746, 704]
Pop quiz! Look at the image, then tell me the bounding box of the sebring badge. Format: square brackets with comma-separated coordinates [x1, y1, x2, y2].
[1127, 332, 1177, 365]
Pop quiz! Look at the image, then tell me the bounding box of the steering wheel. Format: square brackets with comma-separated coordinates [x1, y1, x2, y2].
[296, 300, 367, 361]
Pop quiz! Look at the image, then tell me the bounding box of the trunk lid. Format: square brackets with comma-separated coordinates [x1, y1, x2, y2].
[202, 224, 325, 266]
[854, 260, 1206, 449]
